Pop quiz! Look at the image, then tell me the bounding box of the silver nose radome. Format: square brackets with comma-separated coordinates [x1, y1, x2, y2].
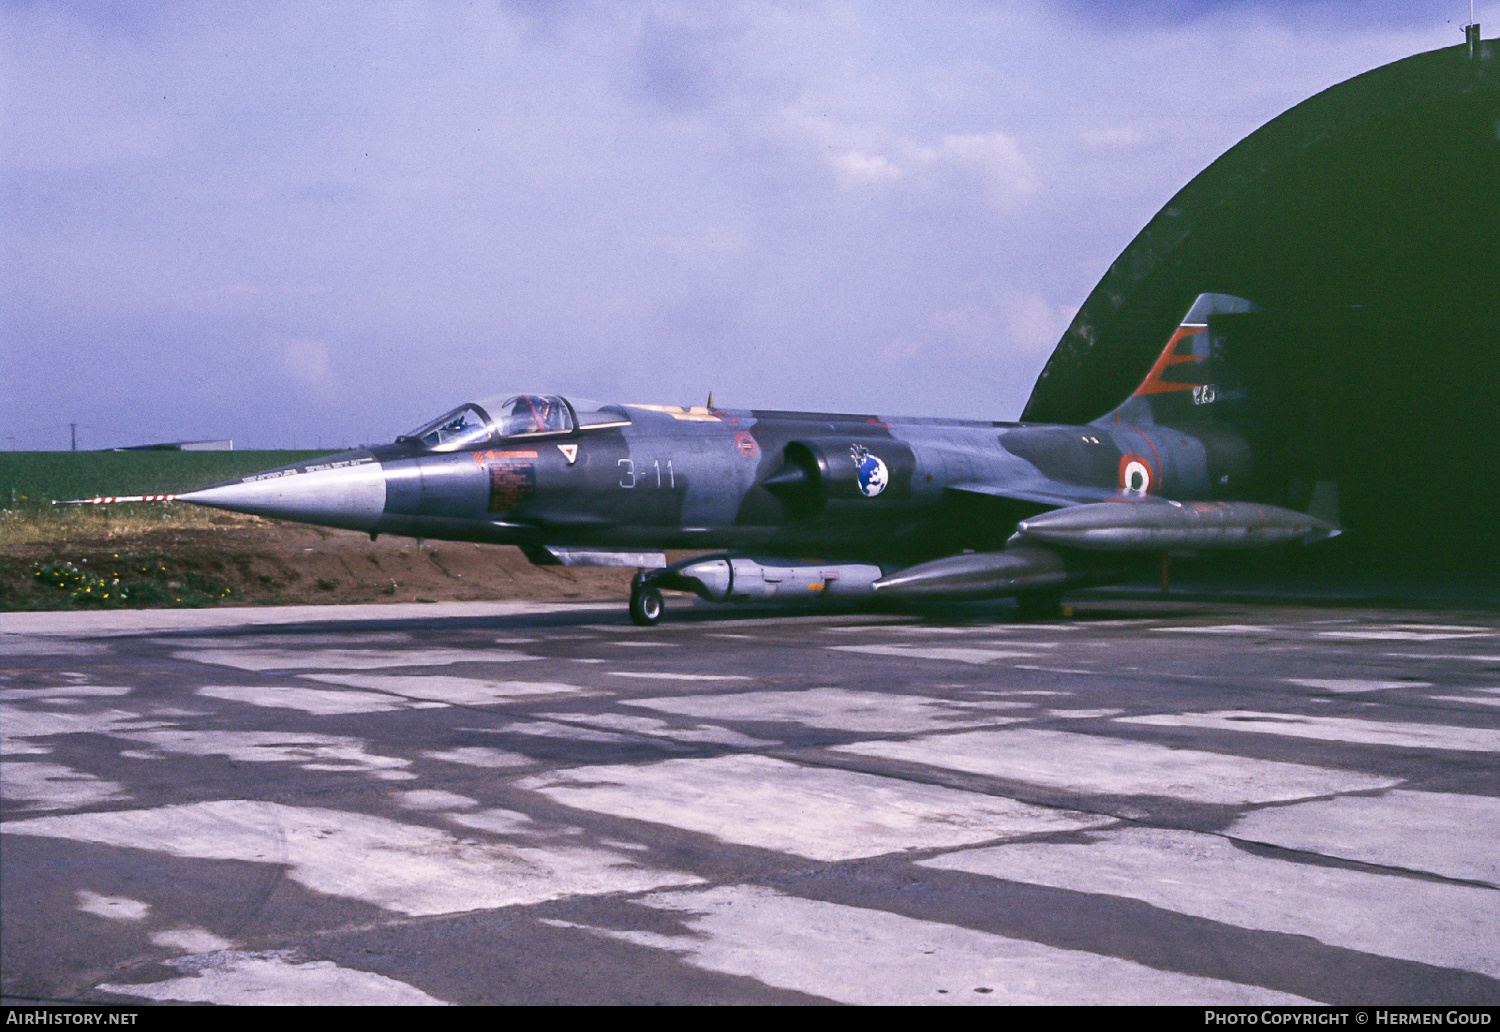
[178, 452, 386, 533]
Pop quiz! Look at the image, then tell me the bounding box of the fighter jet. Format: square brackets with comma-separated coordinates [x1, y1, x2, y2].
[179, 293, 1339, 624]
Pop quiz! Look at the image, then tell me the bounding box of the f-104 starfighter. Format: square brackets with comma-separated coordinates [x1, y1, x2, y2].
[178, 294, 1339, 624]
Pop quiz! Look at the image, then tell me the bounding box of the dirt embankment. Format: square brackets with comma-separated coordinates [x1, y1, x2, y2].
[1, 517, 637, 611]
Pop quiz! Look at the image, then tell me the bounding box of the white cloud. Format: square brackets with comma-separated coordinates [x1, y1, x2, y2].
[831, 149, 903, 186]
[930, 290, 1078, 370]
[1078, 126, 1150, 150]
[277, 338, 335, 390]
[911, 130, 1035, 209]
[794, 115, 1033, 212]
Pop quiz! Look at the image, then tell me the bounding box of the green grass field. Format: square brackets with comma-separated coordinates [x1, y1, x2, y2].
[0, 451, 325, 507]
[0, 451, 326, 544]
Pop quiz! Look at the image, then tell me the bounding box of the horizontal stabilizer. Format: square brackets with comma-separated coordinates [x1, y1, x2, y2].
[1012, 499, 1340, 552]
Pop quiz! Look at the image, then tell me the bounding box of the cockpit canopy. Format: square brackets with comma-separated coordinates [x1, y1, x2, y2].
[399, 395, 629, 452]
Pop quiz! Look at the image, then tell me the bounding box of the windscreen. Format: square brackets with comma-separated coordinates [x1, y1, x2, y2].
[398, 404, 494, 452]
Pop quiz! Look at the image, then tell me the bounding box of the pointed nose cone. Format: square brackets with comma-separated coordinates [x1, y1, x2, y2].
[179, 450, 386, 532]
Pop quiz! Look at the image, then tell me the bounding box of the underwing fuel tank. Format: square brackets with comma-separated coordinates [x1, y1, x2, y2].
[869, 545, 1084, 602]
[1012, 500, 1341, 552]
[657, 554, 887, 603]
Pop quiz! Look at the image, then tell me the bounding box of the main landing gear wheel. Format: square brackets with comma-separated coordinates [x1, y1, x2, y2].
[630, 583, 665, 626]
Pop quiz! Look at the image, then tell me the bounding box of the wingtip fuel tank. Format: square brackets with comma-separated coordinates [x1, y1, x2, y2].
[1012, 500, 1341, 552]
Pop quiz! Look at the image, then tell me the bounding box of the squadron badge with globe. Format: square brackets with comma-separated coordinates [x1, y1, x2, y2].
[850, 444, 889, 498]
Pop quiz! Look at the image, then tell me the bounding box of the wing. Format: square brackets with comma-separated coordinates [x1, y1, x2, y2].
[944, 479, 1124, 511]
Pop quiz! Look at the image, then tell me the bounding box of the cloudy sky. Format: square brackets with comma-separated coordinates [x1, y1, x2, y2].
[0, 1, 1469, 450]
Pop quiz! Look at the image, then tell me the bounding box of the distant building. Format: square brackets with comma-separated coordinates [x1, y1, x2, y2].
[111, 440, 234, 452]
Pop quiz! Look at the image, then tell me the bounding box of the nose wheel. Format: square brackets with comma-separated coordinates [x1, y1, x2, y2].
[629, 576, 665, 626]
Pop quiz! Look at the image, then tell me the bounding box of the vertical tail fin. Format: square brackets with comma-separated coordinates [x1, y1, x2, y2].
[1095, 293, 1259, 428]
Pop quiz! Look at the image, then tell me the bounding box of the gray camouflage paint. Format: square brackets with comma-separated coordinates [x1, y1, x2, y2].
[179, 295, 1336, 617]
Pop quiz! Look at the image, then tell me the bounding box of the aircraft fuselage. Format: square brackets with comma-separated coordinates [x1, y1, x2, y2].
[237, 405, 1245, 563]
[175, 295, 1336, 623]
